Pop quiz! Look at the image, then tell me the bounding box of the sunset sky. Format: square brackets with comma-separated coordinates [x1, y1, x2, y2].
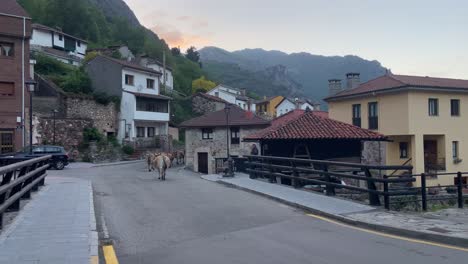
[124, 0, 468, 79]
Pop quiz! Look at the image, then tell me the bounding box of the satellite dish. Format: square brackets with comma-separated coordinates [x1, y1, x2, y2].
[137, 84, 143, 91]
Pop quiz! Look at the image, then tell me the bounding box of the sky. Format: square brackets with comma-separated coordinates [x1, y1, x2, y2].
[124, 0, 468, 79]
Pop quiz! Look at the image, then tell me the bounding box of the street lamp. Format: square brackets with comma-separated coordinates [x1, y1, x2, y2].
[25, 80, 37, 155]
[224, 103, 234, 177]
[52, 109, 58, 144]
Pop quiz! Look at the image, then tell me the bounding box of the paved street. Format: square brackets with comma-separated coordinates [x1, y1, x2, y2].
[65, 162, 467, 263]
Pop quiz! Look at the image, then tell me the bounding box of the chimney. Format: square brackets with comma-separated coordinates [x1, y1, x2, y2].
[241, 88, 246, 96]
[328, 79, 342, 95]
[263, 95, 267, 100]
[294, 98, 301, 109]
[346, 73, 360, 90]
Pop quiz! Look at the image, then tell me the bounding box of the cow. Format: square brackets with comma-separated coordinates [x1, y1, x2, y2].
[151, 154, 168, 181]
[173, 150, 185, 165]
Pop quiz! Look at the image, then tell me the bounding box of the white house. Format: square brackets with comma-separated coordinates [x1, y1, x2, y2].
[206, 84, 256, 112]
[85, 55, 171, 146]
[30, 24, 87, 66]
[276, 98, 318, 116]
[138, 55, 174, 92]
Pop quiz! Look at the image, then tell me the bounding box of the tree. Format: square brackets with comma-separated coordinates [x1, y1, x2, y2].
[171, 47, 181, 56]
[186, 46, 200, 63]
[192, 76, 216, 94]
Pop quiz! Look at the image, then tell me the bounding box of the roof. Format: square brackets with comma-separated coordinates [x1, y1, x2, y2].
[180, 106, 270, 128]
[127, 92, 172, 100]
[138, 55, 173, 71]
[0, 0, 30, 18]
[94, 55, 162, 75]
[275, 97, 316, 109]
[326, 74, 468, 101]
[255, 96, 280, 104]
[32, 46, 82, 62]
[245, 110, 385, 141]
[193, 92, 229, 104]
[32, 24, 88, 43]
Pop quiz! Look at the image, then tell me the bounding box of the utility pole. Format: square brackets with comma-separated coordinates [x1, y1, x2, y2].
[162, 51, 166, 94]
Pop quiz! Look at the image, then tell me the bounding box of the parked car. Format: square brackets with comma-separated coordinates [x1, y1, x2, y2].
[16, 145, 69, 170]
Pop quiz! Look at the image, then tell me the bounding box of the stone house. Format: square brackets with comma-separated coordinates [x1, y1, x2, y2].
[180, 106, 269, 174]
[191, 92, 228, 115]
[0, 1, 32, 154]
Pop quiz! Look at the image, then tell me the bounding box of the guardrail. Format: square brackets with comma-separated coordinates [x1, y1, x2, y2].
[246, 155, 467, 211]
[0, 155, 51, 229]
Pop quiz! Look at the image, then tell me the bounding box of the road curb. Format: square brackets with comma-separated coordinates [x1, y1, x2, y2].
[211, 178, 468, 248]
[91, 160, 144, 168]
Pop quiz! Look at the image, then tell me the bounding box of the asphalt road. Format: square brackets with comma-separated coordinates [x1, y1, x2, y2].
[67, 162, 467, 263]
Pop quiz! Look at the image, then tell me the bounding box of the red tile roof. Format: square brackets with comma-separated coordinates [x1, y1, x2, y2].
[325, 74, 468, 101]
[0, 0, 30, 18]
[245, 110, 385, 141]
[193, 92, 229, 104]
[179, 106, 270, 128]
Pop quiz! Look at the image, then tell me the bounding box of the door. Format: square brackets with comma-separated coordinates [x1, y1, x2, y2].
[424, 140, 438, 169]
[0, 130, 14, 154]
[198, 152, 208, 174]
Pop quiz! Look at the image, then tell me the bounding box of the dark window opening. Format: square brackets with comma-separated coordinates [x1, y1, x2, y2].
[0, 42, 14, 57]
[147, 79, 155, 89]
[368, 102, 378, 130]
[428, 98, 438, 116]
[451, 99, 460, 116]
[147, 127, 155, 137]
[202, 128, 213, 140]
[231, 127, 240, 145]
[136, 127, 145, 138]
[399, 142, 408, 158]
[58, 34, 63, 41]
[352, 104, 361, 127]
[0, 82, 14, 96]
[125, 74, 134, 86]
[453, 141, 459, 159]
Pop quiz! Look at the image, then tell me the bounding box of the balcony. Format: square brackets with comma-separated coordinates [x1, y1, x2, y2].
[134, 111, 169, 122]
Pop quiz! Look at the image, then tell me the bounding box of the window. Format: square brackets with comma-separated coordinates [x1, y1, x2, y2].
[451, 99, 460, 116]
[453, 141, 459, 159]
[428, 98, 438, 116]
[125, 74, 134, 86]
[136, 127, 145, 138]
[215, 92, 219, 97]
[136, 98, 168, 113]
[58, 34, 63, 41]
[0, 82, 14, 96]
[147, 79, 155, 89]
[0, 131, 14, 154]
[0, 42, 14, 57]
[202, 128, 213, 140]
[243, 103, 246, 109]
[352, 104, 361, 127]
[399, 142, 408, 158]
[231, 127, 240, 145]
[77, 41, 81, 47]
[147, 127, 155, 137]
[368, 102, 378, 130]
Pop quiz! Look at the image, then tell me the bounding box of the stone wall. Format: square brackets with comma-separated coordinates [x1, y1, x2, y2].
[362, 141, 386, 165]
[185, 126, 263, 174]
[65, 97, 117, 135]
[192, 95, 226, 115]
[35, 117, 92, 150]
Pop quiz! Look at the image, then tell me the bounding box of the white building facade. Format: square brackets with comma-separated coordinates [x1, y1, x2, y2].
[30, 24, 87, 66]
[207, 84, 256, 112]
[276, 98, 317, 116]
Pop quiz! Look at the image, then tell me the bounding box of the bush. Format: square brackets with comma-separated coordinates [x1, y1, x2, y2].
[83, 127, 103, 142]
[107, 135, 120, 147]
[122, 145, 134, 155]
[59, 68, 93, 94]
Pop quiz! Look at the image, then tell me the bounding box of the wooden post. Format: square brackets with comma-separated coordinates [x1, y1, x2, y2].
[364, 168, 381, 206]
[457, 172, 464, 209]
[383, 175, 389, 210]
[324, 164, 335, 196]
[421, 173, 427, 211]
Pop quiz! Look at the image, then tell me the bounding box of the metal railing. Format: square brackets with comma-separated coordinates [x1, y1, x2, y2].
[0, 155, 51, 229]
[246, 155, 467, 211]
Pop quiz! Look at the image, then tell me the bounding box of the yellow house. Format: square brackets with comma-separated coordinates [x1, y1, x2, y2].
[255, 96, 284, 119]
[325, 73, 468, 186]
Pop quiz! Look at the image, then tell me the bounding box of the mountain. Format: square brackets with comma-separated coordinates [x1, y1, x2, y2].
[200, 47, 387, 101]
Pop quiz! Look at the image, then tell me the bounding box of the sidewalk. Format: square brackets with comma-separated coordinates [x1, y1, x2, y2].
[0, 176, 98, 264]
[202, 173, 468, 247]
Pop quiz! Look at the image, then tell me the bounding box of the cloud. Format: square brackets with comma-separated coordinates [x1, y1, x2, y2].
[150, 24, 212, 50]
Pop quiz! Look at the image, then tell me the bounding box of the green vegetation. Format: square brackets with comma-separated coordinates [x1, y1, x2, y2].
[122, 145, 135, 155]
[20, 0, 216, 123]
[192, 76, 216, 94]
[83, 127, 104, 142]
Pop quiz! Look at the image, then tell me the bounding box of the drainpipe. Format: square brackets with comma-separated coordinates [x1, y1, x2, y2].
[22, 17, 26, 147]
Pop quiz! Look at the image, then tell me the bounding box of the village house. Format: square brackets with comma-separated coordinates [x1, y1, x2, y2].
[191, 92, 229, 115]
[137, 55, 174, 92]
[325, 72, 468, 186]
[85, 55, 171, 148]
[180, 106, 269, 174]
[30, 23, 87, 66]
[0, 1, 32, 154]
[255, 95, 284, 119]
[206, 84, 256, 112]
[245, 109, 384, 163]
[275, 97, 319, 117]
